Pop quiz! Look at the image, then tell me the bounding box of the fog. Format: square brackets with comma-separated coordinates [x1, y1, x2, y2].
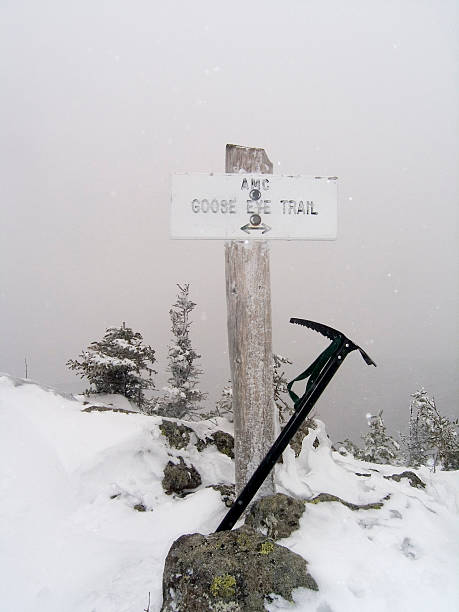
[1, 0, 458, 442]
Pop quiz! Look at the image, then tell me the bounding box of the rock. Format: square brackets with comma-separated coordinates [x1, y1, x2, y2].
[384, 471, 426, 489]
[306, 492, 389, 511]
[159, 420, 193, 450]
[212, 431, 235, 459]
[160, 526, 318, 611]
[162, 456, 202, 495]
[81, 406, 136, 414]
[208, 484, 236, 507]
[289, 418, 316, 457]
[196, 435, 213, 452]
[245, 493, 305, 540]
[133, 503, 147, 512]
[196, 431, 235, 459]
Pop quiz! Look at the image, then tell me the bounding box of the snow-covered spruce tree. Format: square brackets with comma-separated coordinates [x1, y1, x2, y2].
[156, 284, 206, 419]
[402, 388, 459, 470]
[212, 354, 316, 428]
[335, 438, 363, 459]
[199, 381, 233, 422]
[273, 353, 293, 426]
[273, 353, 317, 434]
[214, 382, 233, 420]
[211, 354, 292, 423]
[401, 391, 428, 468]
[67, 323, 156, 407]
[361, 410, 401, 464]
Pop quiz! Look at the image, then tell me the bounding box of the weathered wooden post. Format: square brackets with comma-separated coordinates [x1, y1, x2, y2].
[225, 144, 275, 496]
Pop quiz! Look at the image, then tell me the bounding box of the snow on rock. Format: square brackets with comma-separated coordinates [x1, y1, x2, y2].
[0, 374, 458, 612]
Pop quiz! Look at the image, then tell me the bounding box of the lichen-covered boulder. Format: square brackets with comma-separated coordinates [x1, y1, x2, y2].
[162, 456, 201, 495]
[245, 493, 305, 540]
[159, 420, 193, 450]
[160, 526, 318, 611]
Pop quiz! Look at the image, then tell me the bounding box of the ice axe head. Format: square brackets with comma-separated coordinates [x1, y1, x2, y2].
[290, 318, 377, 367]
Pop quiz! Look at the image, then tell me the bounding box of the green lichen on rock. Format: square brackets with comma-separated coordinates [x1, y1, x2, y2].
[159, 420, 193, 450]
[306, 492, 388, 511]
[160, 526, 318, 611]
[245, 493, 305, 540]
[210, 574, 236, 599]
[259, 540, 274, 555]
[236, 531, 257, 551]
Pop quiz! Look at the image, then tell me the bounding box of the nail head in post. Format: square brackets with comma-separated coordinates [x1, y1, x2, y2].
[250, 214, 262, 226]
[249, 188, 261, 201]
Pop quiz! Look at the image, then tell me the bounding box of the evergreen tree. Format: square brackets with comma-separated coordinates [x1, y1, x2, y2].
[212, 354, 293, 424]
[361, 410, 401, 464]
[67, 323, 156, 407]
[213, 354, 307, 426]
[156, 284, 206, 419]
[335, 438, 363, 459]
[402, 388, 459, 470]
[273, 353, 293, 426]
[199, 381, 233, 422]
[214, 382, 233, 420]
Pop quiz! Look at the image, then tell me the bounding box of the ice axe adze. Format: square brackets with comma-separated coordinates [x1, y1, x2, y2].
[216, 318, 376, 532]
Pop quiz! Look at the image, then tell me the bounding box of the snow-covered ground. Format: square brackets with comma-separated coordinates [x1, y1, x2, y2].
[0, 373, 458, 612]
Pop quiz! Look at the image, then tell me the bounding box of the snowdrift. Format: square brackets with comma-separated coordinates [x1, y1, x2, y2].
[0, 374, 458, 611]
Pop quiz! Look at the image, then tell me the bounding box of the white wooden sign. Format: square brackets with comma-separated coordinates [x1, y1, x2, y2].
[170, 173, 338, 240]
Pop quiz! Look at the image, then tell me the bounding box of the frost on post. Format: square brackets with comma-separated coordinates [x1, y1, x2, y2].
[218, 354, 293, 426]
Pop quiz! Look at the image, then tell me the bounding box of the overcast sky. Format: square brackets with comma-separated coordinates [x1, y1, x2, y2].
[1, 0, 458, 442]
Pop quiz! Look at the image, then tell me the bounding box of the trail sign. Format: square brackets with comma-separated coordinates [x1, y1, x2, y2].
[171, 173, 338, 240]
[168, 144, 337, 499]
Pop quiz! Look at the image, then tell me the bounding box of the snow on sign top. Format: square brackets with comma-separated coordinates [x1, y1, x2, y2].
[170, 173, 338, 240]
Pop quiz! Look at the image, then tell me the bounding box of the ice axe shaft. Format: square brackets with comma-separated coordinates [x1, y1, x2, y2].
[216, 319, 375, 533]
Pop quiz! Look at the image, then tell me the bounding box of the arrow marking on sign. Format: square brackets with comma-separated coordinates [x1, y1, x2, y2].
[240, 223, 272, 235]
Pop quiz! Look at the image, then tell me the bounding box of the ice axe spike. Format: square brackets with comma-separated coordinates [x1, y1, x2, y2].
[216, 318, 376, 533]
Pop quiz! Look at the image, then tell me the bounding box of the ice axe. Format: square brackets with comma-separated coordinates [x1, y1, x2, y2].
[216, 318, 376, 532]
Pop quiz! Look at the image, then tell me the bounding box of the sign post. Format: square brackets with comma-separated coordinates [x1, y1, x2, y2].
[225, 144, 275, 497]
[170, 144, 338, 498]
